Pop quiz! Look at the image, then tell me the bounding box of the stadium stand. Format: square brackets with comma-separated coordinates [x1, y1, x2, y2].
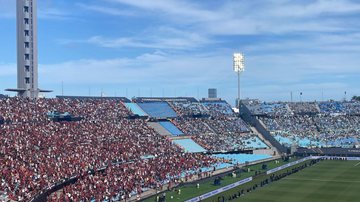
[193, 132, 268, 152]
[201, 99, 234, 116]
[172, 117, 214, 136]
[169, 101, 209, 116]
[167, 99, 268, 152]
[147, 121, 172, 136]
[343, 101, 360, 115]
[125, 103, 148, 116]
[56, 95, 130, 102]
[133, 97, 197, 103]
[204, 117, 250, 134]
[288, 102, 320, 114]
[318, 101, 344, 114]
[0, 96, 292, 201]
[213, 154, 272, 164]
[243, 100, 360, 149]
[159, 121, 184, 136]
[242, 99, 290, 116]
[0, 97, 225, 201]
[137, 102, 177, 118]
[245, 136, 269, 149]
[173, 139, 207, 153]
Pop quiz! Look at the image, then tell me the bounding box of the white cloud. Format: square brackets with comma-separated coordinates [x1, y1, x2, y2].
[267, 0, 360, 18]
[76, 3, 134, 16]
[244, 32, 360, 54]
[106, 0, 217, 22]
[38, 8, 73, 20]
[38, 50, 360, 95]
[39, 51, 230, 85]
[60, 27, 214, 50]
[104, 0, 360, 35]
[3, 0, 360, 101]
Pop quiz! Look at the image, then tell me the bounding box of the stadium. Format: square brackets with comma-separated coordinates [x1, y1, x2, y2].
[1, 96, 360, 201]
[1, 0, 360, 202]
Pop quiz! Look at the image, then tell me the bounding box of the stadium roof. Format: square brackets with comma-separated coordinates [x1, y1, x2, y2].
[56, 95, 130, 102]
[133, 97, 198, 103]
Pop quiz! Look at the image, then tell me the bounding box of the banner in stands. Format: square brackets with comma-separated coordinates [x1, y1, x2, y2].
[185, 177, 253, 202]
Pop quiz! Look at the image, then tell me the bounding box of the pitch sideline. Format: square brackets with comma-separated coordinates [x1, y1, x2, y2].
[284, 178, 360, 183]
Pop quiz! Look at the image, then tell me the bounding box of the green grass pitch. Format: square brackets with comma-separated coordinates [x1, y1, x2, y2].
[205, 160, 360, 202]
[144, 158, 298, 202]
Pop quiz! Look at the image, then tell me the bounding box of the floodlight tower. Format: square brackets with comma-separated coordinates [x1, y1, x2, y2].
[233, 53, 245, 110]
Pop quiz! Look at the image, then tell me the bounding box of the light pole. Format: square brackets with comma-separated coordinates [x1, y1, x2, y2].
[233, 53, 245, 111]
[344, 91, 347, 101]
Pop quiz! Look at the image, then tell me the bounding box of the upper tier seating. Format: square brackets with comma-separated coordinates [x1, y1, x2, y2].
[137, 102, 177, 118]
[159, 121, 184, 136]
[125, 103, 148, 116]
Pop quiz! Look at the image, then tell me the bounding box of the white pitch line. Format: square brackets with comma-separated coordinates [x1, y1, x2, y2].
[284, 178, 360, 183]
[355, 162, 360, 167]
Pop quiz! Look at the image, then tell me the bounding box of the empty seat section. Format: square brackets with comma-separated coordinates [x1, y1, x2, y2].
[244, 137, 268, 149]
[137, 102, 177, 118]
[173, 139, 207, 153]
[125, 103, 148, 116]
[159, 121, 184, 136]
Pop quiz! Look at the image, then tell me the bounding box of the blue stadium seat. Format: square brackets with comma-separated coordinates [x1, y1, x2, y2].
[125, 103, 148, 116]
[137, 102, 177, 118]
[173, 139, 207, 153]
[159, 121, 184, 136]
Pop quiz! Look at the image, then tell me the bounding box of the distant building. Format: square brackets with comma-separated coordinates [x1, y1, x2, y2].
[208, 88, 217, 98]
[6, 0, 51, 98]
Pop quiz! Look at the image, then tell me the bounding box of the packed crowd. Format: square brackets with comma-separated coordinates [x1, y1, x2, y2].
[243, 100, 290, 116]
[50, 153, 217, 201]
[0, 97, 224, 201]
[201, 101, 234, 117]
[0, 97, 130, 123]
[172, 118, 214, 136]
[193, 132, 267, 151]
[245, 99, 360, 116]
[168, 101, 261, 152]
[203, 117, 250, 134]
[259, 114, 360, 148]
[169, 101, 209, 116]
[318, 101, 344, 114]
[288, 102, 319, 114]
[343, 102, 360, 115]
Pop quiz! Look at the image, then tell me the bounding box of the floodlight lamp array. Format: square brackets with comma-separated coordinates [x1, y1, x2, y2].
[233, 53, 245, 72]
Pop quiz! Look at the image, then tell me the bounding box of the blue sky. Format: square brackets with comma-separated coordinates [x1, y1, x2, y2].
[1, 0, 360, 104]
